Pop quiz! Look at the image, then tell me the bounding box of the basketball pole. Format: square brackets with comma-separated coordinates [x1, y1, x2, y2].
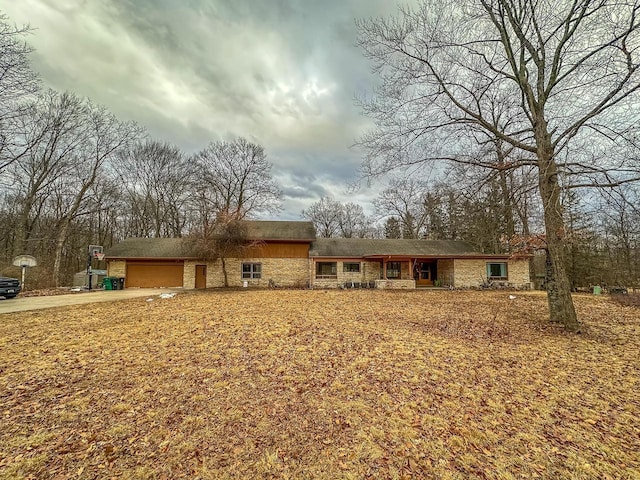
[87, 247, 93, 291]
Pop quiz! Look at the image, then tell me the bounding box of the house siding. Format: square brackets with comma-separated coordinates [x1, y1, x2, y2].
[184, 261, 198, 289]
[437, 259, 454, 287]
[453, 258, 531, 288]
[311, 259, 382, 288]
[185, 257, 310, 288]
[507, 259, 531, 288]
[107, 260, 126, 278]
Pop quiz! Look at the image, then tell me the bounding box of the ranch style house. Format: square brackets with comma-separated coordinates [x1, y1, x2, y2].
[105, 221, 531, 290]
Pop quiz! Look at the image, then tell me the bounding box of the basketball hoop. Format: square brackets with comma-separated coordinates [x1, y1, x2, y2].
[95, 252, 106, 261]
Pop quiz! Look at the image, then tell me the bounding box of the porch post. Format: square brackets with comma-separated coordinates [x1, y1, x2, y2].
[383, 259, 387, 279]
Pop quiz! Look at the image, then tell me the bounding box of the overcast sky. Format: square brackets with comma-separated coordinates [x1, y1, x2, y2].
[2, 0, 410, 219]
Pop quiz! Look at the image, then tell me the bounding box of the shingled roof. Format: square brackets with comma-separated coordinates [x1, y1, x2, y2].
[243, 221, 316, 241]
[105, 238, 194, 259]
[309, 238, 500, 258]
[105, 221, 317, 259]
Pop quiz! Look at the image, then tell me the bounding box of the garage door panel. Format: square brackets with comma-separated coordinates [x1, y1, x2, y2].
[126, 262, 184, 287]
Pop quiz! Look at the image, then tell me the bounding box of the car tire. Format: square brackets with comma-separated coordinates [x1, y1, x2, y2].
[3, 295, 16, 299]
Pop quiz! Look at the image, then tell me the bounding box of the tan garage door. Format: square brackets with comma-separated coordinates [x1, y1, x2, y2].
[126, 261, 184, 288]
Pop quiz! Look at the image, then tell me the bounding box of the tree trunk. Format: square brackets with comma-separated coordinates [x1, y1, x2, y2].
[53, 221, 70, 287]
[496, 144, 516, 240]
[221, 256, 228, 287]
[499, 174, 515, 239]
[537, 134, 580, 331]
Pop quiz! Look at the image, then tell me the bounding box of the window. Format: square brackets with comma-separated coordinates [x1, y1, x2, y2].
[316, 262, 337, 279]
[343, 262, 360, 273]
[386, 261, 401, 279]
[487, 262, 507, 280]
[242, 263, 261, 279]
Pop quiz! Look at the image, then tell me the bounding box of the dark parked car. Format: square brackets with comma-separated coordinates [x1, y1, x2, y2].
[0, 277, 21, 299]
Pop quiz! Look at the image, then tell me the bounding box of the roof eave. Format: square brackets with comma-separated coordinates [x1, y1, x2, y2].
[105, 256, 200, 260]
[249, 238, 315, 243]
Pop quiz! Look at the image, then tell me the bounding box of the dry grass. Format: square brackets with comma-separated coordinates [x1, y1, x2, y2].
[611, 292, 640, 308]
[1, 290, 639, 479]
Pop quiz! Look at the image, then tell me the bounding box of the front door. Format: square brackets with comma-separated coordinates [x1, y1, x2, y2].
[195, 264, 207, 289]
[415, 262, 433, 286]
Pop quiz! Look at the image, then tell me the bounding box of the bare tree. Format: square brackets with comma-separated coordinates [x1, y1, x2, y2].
[186, 213, 260, 287]
[4, 90, 141, 284]
[116, 140, 191, 238]
[598, 188, 640, 288]
[384, 217, 402, 238]
[193, 137, 282, 223]
[357, 0, 640, 330]
[301, 196, 343, 237]
[8, 90, 88, 256]
[374, 178, 430, 239]
[0, 13, 40, 172]
[302, 197, 374, 238]
[49, 100, 142, 285]
[338, 202, 372, 238]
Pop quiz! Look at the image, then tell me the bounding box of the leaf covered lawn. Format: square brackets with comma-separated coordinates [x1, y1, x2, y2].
[1, 290, 639, 479]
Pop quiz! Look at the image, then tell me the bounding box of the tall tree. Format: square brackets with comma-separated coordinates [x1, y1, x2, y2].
[0, 12, 40, 172]
[357, 0, 640, 330]
[49, 99, 142, 285]
[374, 178, 430, 239]
[338, 202, 371, 238]
[384, 216, 402, 238]
[301, 196, 343, 238]
[116, 140, 191, 238]
[598, 188, 640, 287]
[193, 137, 282, 224]
[9, 90, 88, 257]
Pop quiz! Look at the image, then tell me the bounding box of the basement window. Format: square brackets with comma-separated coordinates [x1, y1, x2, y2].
[487, 262, 508, 280]
[343, 262, 361, 273]
[242, 263, 261, 279]
[316, 262, 337, 279]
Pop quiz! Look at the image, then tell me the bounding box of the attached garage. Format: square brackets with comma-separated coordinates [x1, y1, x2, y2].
[126, 261, 184, 288]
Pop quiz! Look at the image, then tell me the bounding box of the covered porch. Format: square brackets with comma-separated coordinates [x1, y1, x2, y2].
[364, 256, 455, 289]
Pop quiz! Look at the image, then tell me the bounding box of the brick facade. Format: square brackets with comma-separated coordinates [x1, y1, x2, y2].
[107, 260, 126, 278]
[504, 259, 531, 288]
[184, 257, 310, 289]
[437, 259, 454, 287]
[311, 259, 382, 288]
[109, 251, 530, 291]
[453, 258, 531, 288]
[375, 279, 416, 289]
[183, 260, 199, 289]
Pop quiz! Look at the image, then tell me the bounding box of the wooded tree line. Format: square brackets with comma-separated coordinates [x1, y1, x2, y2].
[353, 0, 640, 330]
[301, 167, 640, 291]
[1, 4, 640, 328]
[0, 13, 283, 286]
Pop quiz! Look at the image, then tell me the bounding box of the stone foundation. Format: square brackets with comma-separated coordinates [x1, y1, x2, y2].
[375, 279, 416, 289]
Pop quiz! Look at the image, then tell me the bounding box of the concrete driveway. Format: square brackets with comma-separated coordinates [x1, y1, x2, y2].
[0, 289, 182, 315]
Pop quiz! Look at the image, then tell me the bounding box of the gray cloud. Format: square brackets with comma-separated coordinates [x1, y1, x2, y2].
[3, 0, 404, 217]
